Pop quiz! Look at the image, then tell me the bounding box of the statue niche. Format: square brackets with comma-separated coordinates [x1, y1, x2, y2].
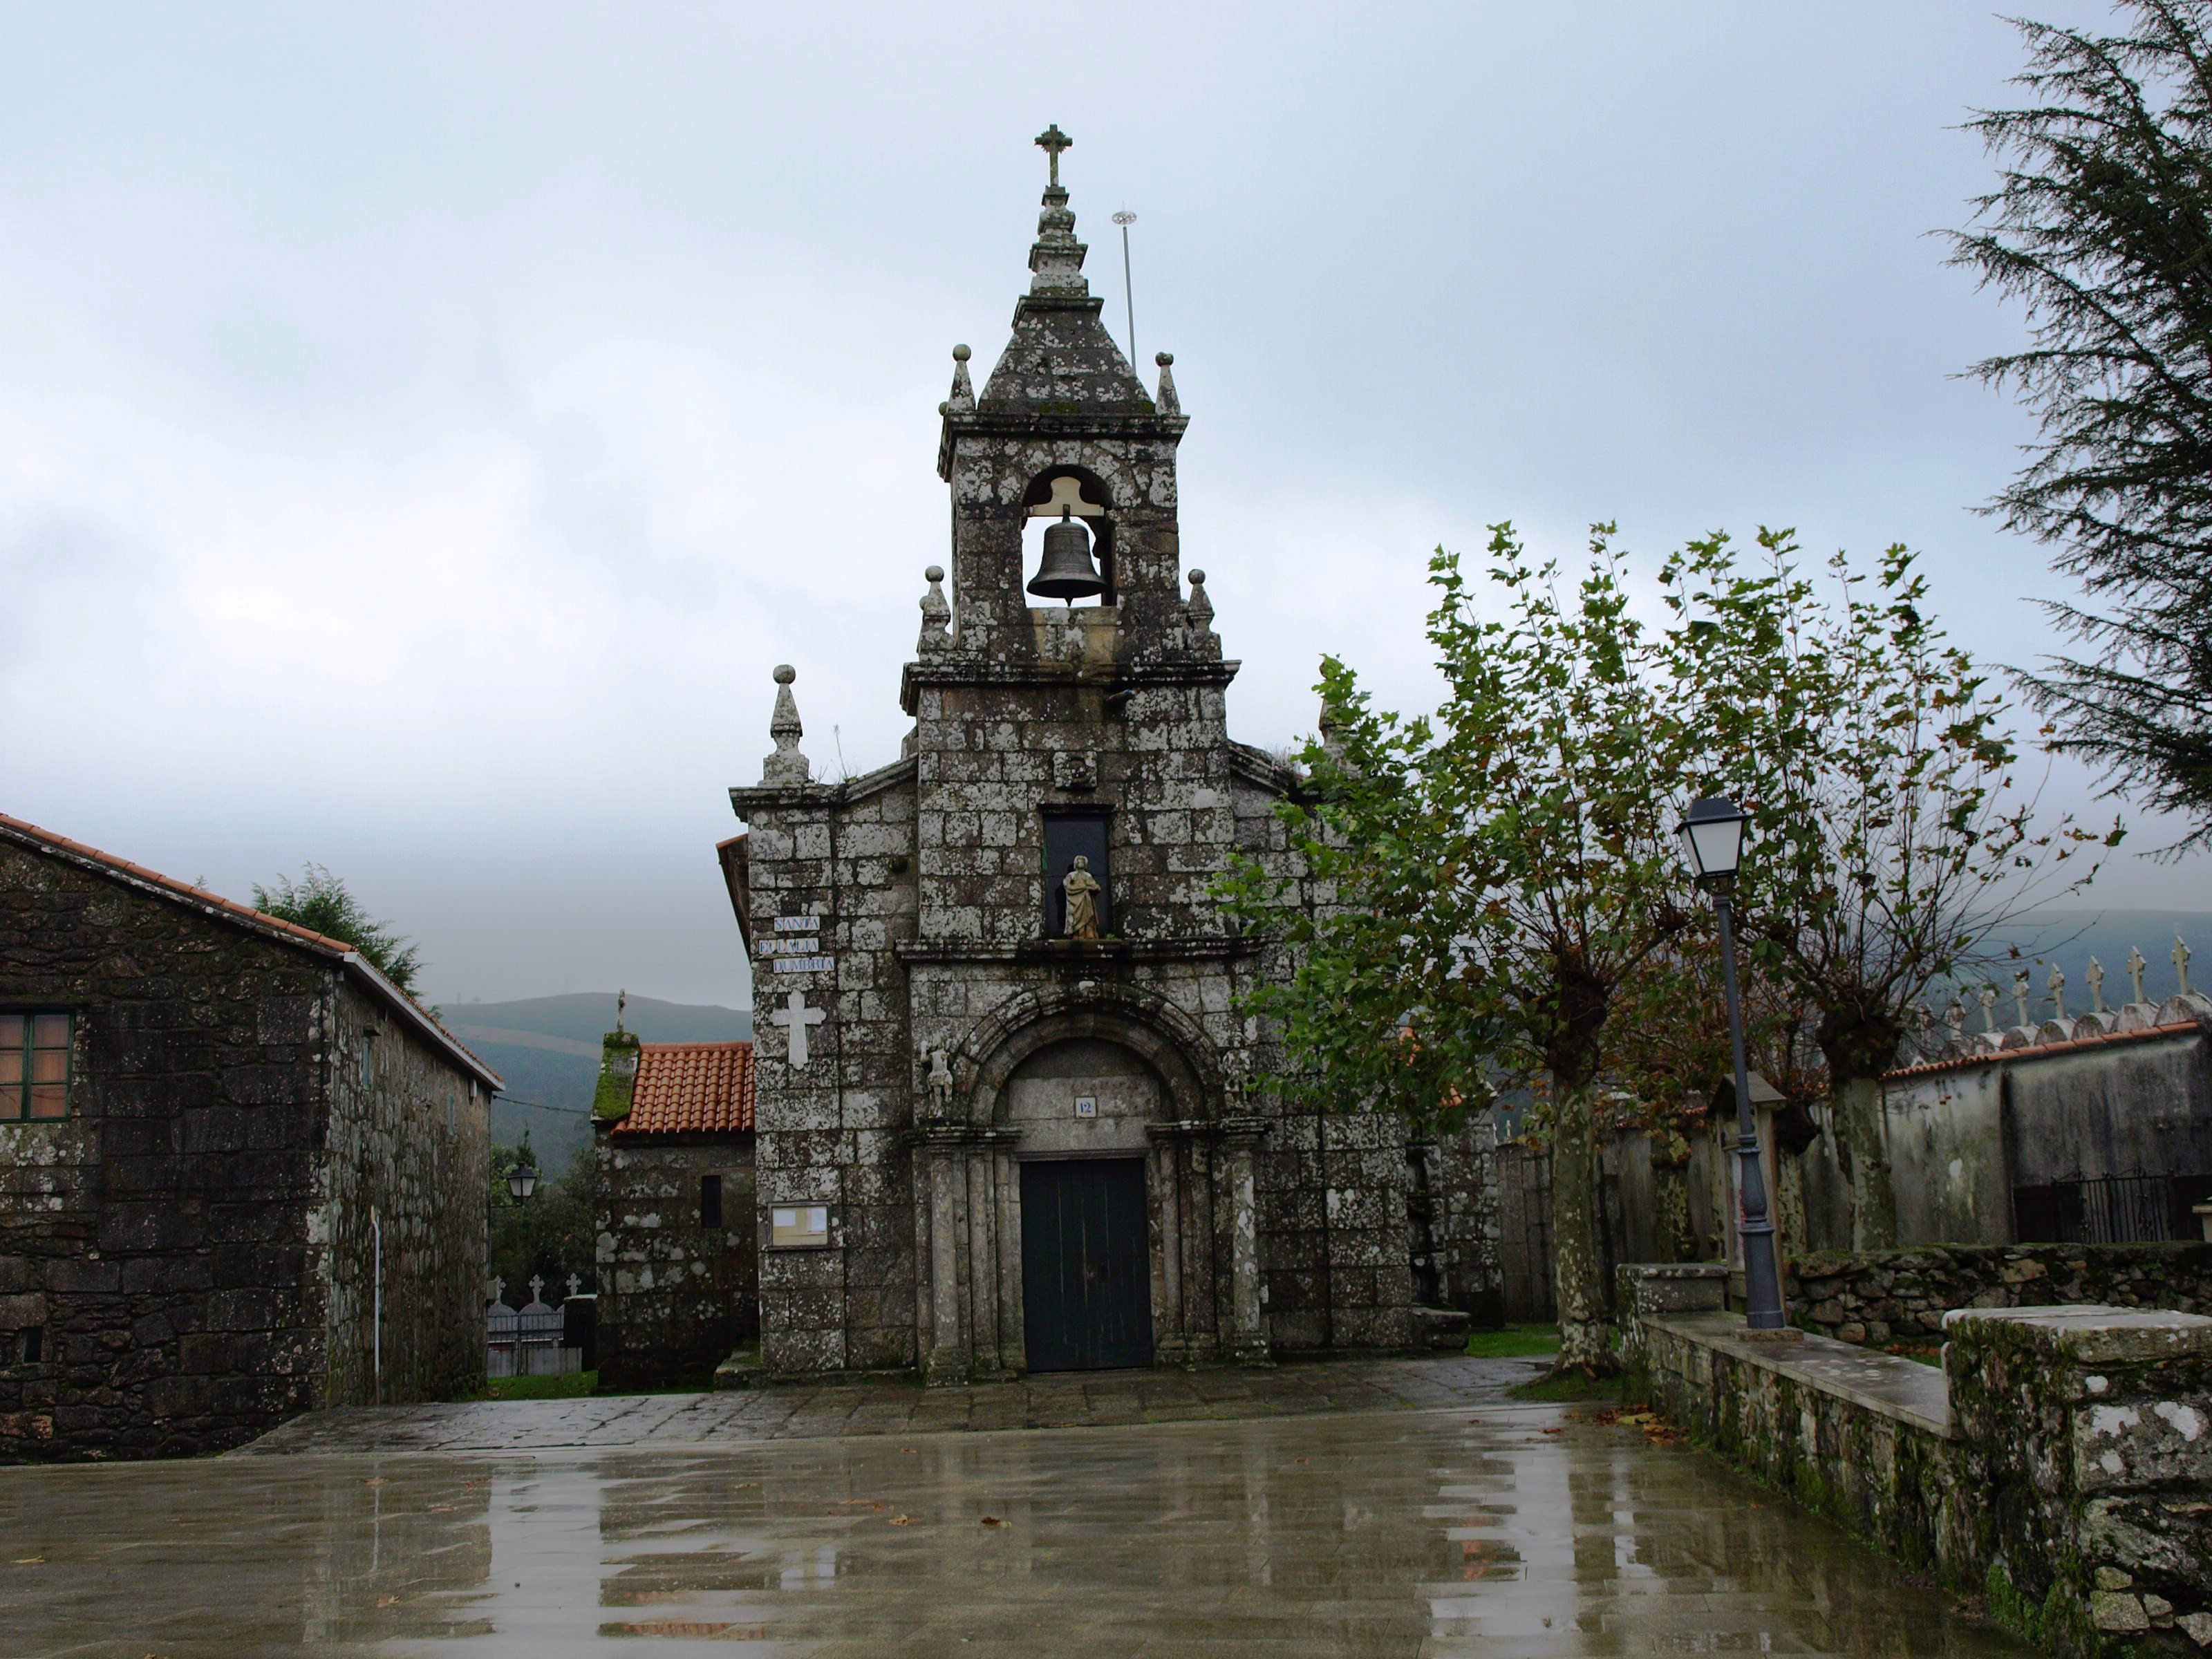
[1042, 813, 1110, 939]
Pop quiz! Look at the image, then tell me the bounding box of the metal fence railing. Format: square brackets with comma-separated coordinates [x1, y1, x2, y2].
[2013, 1172, 2212, 1245]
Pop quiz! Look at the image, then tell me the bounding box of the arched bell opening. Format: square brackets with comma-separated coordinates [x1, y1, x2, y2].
[1020, 469, 1116, 608]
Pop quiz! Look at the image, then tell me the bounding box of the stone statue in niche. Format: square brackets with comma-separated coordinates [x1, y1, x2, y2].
[925, 1048, 954, 1118]
[1061, 856, 1102, 941]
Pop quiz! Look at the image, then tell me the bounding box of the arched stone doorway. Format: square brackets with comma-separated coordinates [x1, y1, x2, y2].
[1008, 1038, 1159, 1371]
[911, 991, 1270, 1382]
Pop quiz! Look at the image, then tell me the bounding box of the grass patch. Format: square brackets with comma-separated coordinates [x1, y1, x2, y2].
[1509, 1369, 1622, 1403]
[482, 1369, 599, 1401]
[1466, 1323, 1562, 1360]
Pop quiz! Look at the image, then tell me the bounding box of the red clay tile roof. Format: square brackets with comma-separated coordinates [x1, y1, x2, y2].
[613, 1042, 756, 1136]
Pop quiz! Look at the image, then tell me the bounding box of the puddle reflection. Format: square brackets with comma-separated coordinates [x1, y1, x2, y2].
[0, 1407, 2032, 1657]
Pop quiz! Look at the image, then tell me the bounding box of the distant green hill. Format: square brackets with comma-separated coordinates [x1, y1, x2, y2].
[440, 994, 753, 1174]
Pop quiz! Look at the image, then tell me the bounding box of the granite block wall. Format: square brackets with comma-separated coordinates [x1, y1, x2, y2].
[595, 1136, 757, 1389]
[0, 834, 487, 1460]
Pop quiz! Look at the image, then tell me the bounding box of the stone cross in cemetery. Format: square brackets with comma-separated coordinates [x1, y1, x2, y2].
[2013, 970, 2032, 1028]
[567, 1274, 582, 1299]
[771, 988, 827, 1069]
[2129, 945, 2148, 1004]
[1979, 984, 1998, 1033]
[528, 1275, 545, 1304]
[2177, 935, 2193, 997]
[2047, 962, 2065, 1020]
[2087, 955, 2106, 1013]
[489, 1276, 504, 1305]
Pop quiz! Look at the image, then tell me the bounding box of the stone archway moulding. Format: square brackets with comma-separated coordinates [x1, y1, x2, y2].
[955, 981, 1224, 1129]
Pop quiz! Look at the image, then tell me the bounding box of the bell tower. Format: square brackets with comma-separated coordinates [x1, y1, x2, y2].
[901, 123, 1230, 957]
[924, 123, 1196, 666]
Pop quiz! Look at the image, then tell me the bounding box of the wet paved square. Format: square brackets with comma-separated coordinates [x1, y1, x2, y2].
[0, 1360, 2032, 1658]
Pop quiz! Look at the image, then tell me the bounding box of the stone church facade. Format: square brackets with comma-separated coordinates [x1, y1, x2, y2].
[728, 129, 1497, 1382]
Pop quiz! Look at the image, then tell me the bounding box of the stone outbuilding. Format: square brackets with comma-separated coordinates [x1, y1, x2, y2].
[725, 129, 1498, 1383]
[592, 1028, 758, 1388]
[0, 813, 499, 1461]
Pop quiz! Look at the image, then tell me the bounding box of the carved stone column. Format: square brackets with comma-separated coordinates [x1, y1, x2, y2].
[913, 1126, 971, 1384]
[1219, 1116, 1270, 1363]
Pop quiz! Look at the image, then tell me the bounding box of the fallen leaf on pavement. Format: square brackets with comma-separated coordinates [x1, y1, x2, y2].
[979, 1516, 1009, 1527]
[376, 1595, 402, 1607]
[889, 1515, 919, 1526]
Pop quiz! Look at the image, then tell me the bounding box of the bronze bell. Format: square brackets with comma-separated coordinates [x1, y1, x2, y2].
[1027, 508, 1106, 600]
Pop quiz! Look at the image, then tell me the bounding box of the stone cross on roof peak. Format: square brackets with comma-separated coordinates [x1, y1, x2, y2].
[1035, 123, 1072, 187]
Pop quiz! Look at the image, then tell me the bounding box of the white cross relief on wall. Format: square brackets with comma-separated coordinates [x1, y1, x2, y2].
[771, 989, 828, 1068]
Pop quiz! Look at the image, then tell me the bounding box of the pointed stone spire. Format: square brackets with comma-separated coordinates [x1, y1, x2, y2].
[945, 344, 975, 413]
[761, 664, 810, 785]
[1154, 351, 1181, 415]
[918, 564, 953, 654]
[972, 127, 1155, 415]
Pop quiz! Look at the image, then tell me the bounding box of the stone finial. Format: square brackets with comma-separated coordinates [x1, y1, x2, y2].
[1184, 567, 1217, 651]
[762, 664, 810, 785]
[566, 1273, 581, 1300]
[528, 1275, 545, 1304]
[2128, 945, 2147, 1004]
[489, 1276, 503, 1306]
[946, 344, 975, 413]
[1155, 350, 1180, 415]
[2176, 934, 2193, 997]
[2086, 956, 2106, 1013]
[1944, 998, 1966, 1038]
[1979, 984, 1999, 1033]
[919, 564, 952, 653]
[2013, 970, 2032, 1028]
[2047, 962, 2066, 1020]
[1027, 125, 1088, 298]
[616, 987, 627, 1035]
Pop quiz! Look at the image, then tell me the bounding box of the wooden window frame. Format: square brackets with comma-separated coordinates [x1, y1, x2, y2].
[0, 1011, 74, 1122]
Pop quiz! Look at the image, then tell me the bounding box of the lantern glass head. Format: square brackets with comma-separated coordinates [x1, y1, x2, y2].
[508, 1159, 538, 1202]
[1676, 796, 1751, 885]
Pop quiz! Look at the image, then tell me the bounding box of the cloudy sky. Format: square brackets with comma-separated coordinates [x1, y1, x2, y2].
[4, 1, 2197, 1011]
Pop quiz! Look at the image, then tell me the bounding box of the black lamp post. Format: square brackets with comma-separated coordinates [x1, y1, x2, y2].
[1676, 796, 1787, 1331]
[507, 1150, 538, 1204]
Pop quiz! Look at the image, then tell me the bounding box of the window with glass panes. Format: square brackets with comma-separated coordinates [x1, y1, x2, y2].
[1, 1013, 72, 1120]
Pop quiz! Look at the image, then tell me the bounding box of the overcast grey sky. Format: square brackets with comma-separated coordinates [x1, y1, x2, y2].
[3, 1, 2199, 1010]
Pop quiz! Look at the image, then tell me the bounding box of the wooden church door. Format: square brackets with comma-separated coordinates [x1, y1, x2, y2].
[1020, 1159, 1153, 1371]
